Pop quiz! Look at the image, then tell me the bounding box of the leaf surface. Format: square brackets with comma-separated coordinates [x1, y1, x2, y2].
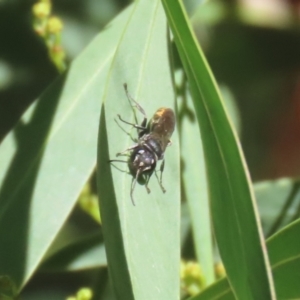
[0, 5, 132, 290]
[161, 0, 275, 299]
[97, 1, 180, 299]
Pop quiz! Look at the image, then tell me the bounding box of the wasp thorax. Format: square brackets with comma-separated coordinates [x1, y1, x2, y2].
[141, 133, 164, 160]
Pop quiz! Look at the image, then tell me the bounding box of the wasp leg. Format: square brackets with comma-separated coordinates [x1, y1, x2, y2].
[123, 83, 148, 137]
[116, 144, 138, 157]
[130, 168, 142, 206]
[108, 160, 129, 173]
[145, 175, 151, 194]
[155, 159, 166, 193]
[114, 118, 138, 142]
[108, 159, 127, 163]
[117, 114, 147, 131]
[123, 83, 147, 118]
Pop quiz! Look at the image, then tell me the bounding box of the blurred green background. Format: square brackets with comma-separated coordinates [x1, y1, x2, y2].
[192, 0, 300, 181]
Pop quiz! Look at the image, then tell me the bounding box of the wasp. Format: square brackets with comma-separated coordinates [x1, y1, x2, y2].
[109, 83, 175, 205]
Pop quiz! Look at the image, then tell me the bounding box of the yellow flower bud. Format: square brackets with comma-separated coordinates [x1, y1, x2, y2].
[47, 16, 63, 34]
[32, 2, 51, 19]
[77, 288, 93, 300]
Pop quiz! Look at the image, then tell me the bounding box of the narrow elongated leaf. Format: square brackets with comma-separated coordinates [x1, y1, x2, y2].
[0, 6, 132, 290]
[179, 90, 214, 284]
[190, 279, 233, 300]
[190, 218, 300, 300]
[161, 1, 275, 299]
[40, 232, 106, 272]
[97, 1, 180, 299]
[268, 219, 300, 298]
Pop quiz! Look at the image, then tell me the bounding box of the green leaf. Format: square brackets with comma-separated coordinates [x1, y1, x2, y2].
[0, 5, 133, 290]
[40, 232, 106, 272]
[268, 219, 300, 299]
[189, 218, 300, 300]
[189, 278, 233, 300]
[179, 89, 214, 284]
[161, 1, 275, 299]
[255, 178, 300, 236]
[97, 1, 180, 300]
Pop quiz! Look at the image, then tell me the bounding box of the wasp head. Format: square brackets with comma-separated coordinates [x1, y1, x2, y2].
[128, 146, 157, 185]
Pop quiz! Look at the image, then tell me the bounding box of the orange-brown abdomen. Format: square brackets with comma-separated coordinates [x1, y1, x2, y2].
[150, 108, 175, 140]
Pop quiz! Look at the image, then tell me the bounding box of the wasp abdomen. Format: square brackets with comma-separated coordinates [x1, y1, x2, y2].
[150, 108, 175, 139]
